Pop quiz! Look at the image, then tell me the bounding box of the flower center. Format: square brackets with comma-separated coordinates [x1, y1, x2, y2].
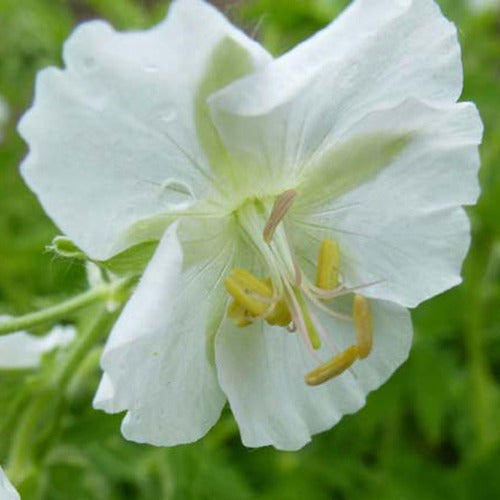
[224, 190, 375, 386]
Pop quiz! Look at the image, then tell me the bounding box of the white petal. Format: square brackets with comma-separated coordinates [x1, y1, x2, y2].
[209, 0, 462, 190]
[93, 373, 121, 413]
[216, 299, 411, 450]
[94, 218, 237, 445]
[0, 467, 20, 500]
[19, 0, 270, 260]
[291, 99, 482, 307]
[0, 321, 76, 370]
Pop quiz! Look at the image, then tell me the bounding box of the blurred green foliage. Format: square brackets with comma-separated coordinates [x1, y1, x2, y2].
[0, 0, 499, 498]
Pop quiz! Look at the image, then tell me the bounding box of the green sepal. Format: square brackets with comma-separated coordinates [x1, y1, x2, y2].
[47, 236, 86, 260]
[98, 240, 158, 276]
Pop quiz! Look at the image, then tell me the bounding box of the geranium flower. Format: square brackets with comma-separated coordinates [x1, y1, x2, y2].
[0, 319, 75, 370]
[19, 0, 482, 450]
[0, 466, 20, 500]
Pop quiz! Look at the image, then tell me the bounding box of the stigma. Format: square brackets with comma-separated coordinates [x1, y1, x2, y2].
[225, 190, 375, 387]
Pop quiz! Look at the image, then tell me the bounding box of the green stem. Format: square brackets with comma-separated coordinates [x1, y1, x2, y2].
[6, 306, 117, 486]
[52, 307, 116, 388]
[0, 277, 134, 335]
[463, 233, 494, 456]
[6, 392, 52, 485]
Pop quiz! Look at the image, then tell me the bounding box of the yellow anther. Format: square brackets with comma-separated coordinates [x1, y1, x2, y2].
[305, 345, 359, 386]
[353, 294, 373, 359]
[227, 302, 252, 327]
[232, 268, 273, 297]
[258, 278, 290, 326]
[316, 239, 340, 290]
[225, 269, 273, 317]
[225, 269, 292, 327]
[265, 301, 292, 326]
[294, 289, 321, 350]
[263, 189, 297, 243]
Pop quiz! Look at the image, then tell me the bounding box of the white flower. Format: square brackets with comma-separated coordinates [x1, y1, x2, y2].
[0, 466, 20, 500]
[0, 318, 75, 369]
[18, 0, 482, 450]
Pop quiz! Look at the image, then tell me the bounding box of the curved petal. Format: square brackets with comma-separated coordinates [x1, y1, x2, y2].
[93, 373, 120, 413]
[209, 0, 462, 192]
[290, 99, 482, 307]
[94, 217, 237, 446]
[215, 298, 411, 450]
[0, 467, 19, 500]
[0, 322, 75, 370]
[19, 0, 271, 260]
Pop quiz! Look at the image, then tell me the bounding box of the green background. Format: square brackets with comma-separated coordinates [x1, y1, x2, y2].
[1, 0, 499, 498]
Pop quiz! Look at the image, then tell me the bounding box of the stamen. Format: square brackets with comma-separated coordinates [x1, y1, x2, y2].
[245, 290, 278, 304]
[266, 299, 293, 326]
[353, 294, 373, 359]
[227, 302, 252, 327]
[305, 345, 359, 386]
[307, 307, 338, 353]
[310, 279, 384, 300]
[227, 199, 376, 387]
[284, 281, 318, 356]
[294, 289, 321, 350]
[282, 228, 302, 286]
[316, 238, 340, 290]
[305, 291, 352, 322]
[224, 269, 273, 317]
[263, 189, 297, 243]
[225, 269, 291, 327]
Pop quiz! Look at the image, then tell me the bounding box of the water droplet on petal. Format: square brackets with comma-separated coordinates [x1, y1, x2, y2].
[159, 178, 195, 210]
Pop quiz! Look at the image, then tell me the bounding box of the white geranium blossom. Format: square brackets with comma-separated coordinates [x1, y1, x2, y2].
[19, 0, 482, 450]
[0, 466, 20, 500]
[0, 318, 75, 369]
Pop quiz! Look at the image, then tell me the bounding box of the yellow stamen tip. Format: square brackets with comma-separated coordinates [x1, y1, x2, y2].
[266, 300, 292, 327]
[224, 272, 270, 317]
[353, 294, 373, 359]
[227, 302, 252, 327]
[305, 345, 359, 386]
[225, 268, 293, 328]
[316, 238, 340, 291]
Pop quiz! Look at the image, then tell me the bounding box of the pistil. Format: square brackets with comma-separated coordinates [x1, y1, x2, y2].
[263, 189, 297, 243]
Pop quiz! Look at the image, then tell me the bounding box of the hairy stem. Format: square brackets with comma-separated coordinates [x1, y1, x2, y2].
[0, 277, 134, 335]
